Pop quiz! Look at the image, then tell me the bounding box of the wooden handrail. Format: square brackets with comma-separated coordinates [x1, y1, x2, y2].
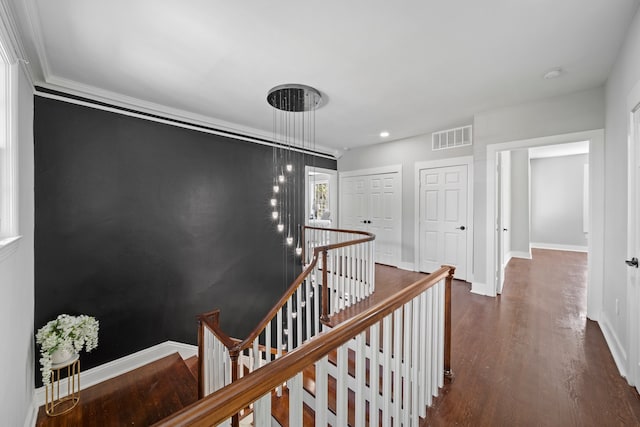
[235, 227, 375, 352]
[155, 265, 454, 427]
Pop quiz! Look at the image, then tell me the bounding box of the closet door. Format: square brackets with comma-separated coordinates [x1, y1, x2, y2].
[340, 171, 401, 266]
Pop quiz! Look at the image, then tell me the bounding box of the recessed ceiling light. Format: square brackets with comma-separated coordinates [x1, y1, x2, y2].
[380, 131, 390, 138]
[543, 68, 564, 79]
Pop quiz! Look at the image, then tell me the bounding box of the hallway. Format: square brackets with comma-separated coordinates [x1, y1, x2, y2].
[425, 249, 640, 426]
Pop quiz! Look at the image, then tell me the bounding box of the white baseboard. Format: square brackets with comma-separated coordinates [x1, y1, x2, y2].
[470, 282, 494, 297]
[397, 262, 416, 272]
[599, 315, 627, 379]
[530, 242, 588, 253]
[510, 250, 532, 259]
[33, 340, 197, 409]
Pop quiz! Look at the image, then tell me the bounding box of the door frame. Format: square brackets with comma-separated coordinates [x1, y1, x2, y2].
[485, 130, 604, 315]
[339, 164, 402, 267]
[626, 79, 640, 390]
[414, 156, 474, 282]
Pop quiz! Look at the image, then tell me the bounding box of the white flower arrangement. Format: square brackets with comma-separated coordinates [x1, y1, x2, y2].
[36, 314, 99, 385]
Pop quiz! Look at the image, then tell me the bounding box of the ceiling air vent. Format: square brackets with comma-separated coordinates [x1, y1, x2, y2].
[432, 125, 472, 151]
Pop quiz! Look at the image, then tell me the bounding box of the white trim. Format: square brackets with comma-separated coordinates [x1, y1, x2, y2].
[599, 314, 628, 379]
[397, 261, 416, 272]
[509, 250, 532, 260]
[470, 282, 493, 296]
[0, 235, 20, 262]
[33, 340, 197, 407]
[626, 77, 640, 389]
[34, 89, 337, 160]
[413, 156, 474, 282]
[530, 242, 588, 253]
[305, 166, 338, 226]
[23, 398, 37, 427]
[486, 130, 605, 304]
[339, 164, 403, 178]
[0, 20, 19, 259]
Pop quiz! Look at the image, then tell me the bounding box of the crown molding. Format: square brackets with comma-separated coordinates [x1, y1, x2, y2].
[0, 0, 34, 85]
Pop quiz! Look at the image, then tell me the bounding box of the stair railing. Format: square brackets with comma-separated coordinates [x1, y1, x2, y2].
[157, 265, 455, 427]
[195, 226, 375, 421]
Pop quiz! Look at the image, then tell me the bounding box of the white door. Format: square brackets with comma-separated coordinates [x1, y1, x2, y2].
[628, 104, 640, 392]
[419, 165, 468, 279]
[340, 172, 401, 266]
[497, 151, 511, 294]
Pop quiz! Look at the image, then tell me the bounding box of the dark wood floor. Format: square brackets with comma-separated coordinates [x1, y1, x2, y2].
[34, 252, 640, 426]
[424, 249, 640, 426]
[35, 353, 198, 427]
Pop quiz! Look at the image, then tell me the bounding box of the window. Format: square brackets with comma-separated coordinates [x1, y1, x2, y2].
[0, 24, 19, 260]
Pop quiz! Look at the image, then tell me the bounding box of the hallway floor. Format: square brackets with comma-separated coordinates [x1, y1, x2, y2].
[424, 249, 640, 426]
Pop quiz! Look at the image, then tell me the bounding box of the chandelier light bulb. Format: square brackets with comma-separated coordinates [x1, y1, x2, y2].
[286, 236, 293, 246]
[273, 185, 279, 193]
[286, 164, 293, 172]
[277, 223, 284, 232]
[278, 174, 285, 183]
[270, 198, 277, 207]
[272, 211, 278, 220]
[295, 246, 302, 256]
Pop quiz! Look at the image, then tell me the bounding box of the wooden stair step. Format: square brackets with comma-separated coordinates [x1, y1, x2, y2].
[183, 355, 199, 382]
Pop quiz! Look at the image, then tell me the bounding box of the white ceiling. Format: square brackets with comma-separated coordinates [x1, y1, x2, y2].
[8, 0, 640, 155]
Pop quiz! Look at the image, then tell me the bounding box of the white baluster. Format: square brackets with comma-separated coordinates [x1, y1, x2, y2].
[370, 321, 380, 427]
[337, 344, 348, 427]
[382, 314, 392, 427]
[288, 372, 303, 426]
[315, 355, 329, 426]
[431, 285, 439, 398]
[411, 297, 420, 426]
[402, 302, 412, 427]
[419, 290, 428, 415]
[286, 296, 293, 350]
[355, 331, 366, 426]
[296, 289, 302, 346]
[393, 309, 402, 424]
[253, 391, 271, 427]
[265, 321, 271, 367]
[276, 309, 283, 397]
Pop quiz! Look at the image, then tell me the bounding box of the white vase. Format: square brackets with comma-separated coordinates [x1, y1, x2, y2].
[51, 348, 75, 365]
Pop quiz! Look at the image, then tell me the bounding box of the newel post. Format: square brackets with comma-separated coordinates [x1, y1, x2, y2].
[321, 249, 330, 322]
[444, 265, 455, 382]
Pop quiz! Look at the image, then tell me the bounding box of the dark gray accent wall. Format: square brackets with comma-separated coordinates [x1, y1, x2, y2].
[34, 96, 335, 383]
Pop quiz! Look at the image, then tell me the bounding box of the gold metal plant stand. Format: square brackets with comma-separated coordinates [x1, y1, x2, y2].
[45, 355, 80, 416]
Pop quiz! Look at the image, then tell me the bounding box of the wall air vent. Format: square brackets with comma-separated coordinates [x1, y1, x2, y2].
[432, 125, 473, 151]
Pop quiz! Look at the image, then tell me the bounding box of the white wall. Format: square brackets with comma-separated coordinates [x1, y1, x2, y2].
[338, 129, 473, 265]
[0, 63, 35, 427]
[604, 5, 640, 375]
[472, 86, 605, 287]
[510, 149, 530, 257]
[530, 154, 589, 249]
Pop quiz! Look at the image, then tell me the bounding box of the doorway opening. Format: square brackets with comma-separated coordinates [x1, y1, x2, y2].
[495, 142, 590, 294]
[485, 129, 604, 322]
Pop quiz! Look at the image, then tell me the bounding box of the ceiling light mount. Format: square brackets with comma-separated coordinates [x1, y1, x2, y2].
[543, 67, 564, 80]
[267, 84, 322, 112]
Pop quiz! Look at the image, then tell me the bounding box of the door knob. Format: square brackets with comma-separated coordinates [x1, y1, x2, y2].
[626, 257, 639, 268]
[456, 226, 466, 231]
[503, 228, 509, 231]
